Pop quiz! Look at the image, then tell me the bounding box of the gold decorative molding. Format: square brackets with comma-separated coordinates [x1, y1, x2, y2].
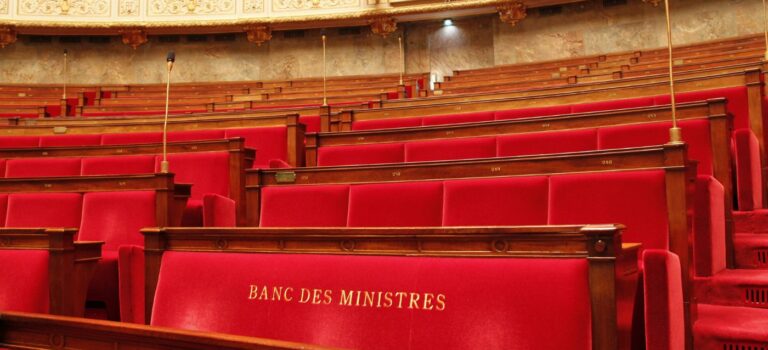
[0, 26, 16, 48]
[0, 0, 8, 14]
[18, 0, 111, 16]
[642, 0, 660, 6]
[244, 24, 271, 45]
[243, 0, 264, 13]
[120, 28, 147, 49]
[272, 0, 358, 11]
[118, 0, 140, 15]
[497, 1, 526, 26]
[148, 0, 236, 16]
[369, 16, 396, 37]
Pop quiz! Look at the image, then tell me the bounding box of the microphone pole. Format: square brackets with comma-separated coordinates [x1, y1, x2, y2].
[161, 51, 175, 173]
[62, 49, 68, 100]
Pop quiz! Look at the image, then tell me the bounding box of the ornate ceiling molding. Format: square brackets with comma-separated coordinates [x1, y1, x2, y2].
[368, 16, 395, 37]
[0, 26, 16, 47]
[497, 1, 526, 26]
[244, 24, 271, 45]
[119, 27, 147, 48]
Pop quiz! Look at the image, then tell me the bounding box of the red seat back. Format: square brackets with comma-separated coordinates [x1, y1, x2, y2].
[404, 137, 496, 162]
[0, 136, 39, 149]
[151, 251, 592, 350]
[100, 132, 162, 145]
[5, 193, 82, 228]
[0, 249, 49, 313]
[352, 117, 422, 131]
[643, 250, 685, 350]
[571, 97, 655, 113]
[5, 157, 81, 178]
[39, 134, 102, 147]
[224, 127, 287, 167]
[443, 177, 549, 226]
[497, 129, 598, 157]
[260, 185, 350, 227]
[161, 152, 229, 200]
[167, 129, 225, 142]
[318, 143, 405, 167]
[348, 181, 443, 227]
[81, 155, 157, 175]
[494, 105, 571, 120]
[78, 191, 157, 251]
[421, 111, 494, 126]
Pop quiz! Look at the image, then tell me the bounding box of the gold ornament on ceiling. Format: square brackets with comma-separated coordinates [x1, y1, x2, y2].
[0, 26, 16, 48]
[245, 24, 272, 46]
[120, 28, 148, 49]
[497, 1, 526, 26]
[369, 16, 397, 37]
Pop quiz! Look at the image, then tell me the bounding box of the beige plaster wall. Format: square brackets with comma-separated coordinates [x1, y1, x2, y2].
[0, 0, 762, 84]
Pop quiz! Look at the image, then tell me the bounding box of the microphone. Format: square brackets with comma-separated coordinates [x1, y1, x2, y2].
[161, 51, 175, 173]
[62, 49, 68, 101]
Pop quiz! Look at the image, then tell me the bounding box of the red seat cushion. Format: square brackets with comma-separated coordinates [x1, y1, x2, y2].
[348, 181, 443, 227]
[78, 191, 157, 251]
[161, 152, 230, 200]
[597, 119, 714, 176]
[100, 132, 162, 145]
[260, 185, 349, 227]
[5, 157, 81, 178]
[494, 105, 571, 120]
[299, 115, 321, 134]
[151, 251, 592, 350]
[0, 136, 39, 149]
[0, 249, 49, 313]
[421, 112, 494, 126]
[318, 143, 405, 167]
[404, 137, 496, 162]
[655, 87, 750, 129]
[694, 176, 726, 277]
[81, 155, 157, 176]
[497, 129, 598, 157]
[167, 129, 225, 142]
[352, 117, 423, 131]
[443, 177, 549, 226]
[643, 250, 685, 350]
[549, 170, 670, 250]
[571, 97, 655, 113]
[39, 134, 102, 147]
[224, 127, 287, 168]
[5, 193, 82, 228]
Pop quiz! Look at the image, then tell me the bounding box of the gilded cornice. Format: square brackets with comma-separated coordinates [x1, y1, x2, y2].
[0, 0, 516, 30]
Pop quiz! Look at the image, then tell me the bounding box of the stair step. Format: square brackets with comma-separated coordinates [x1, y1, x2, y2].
[734, 233, 768, 269]
[695, 304, 768, 350]
[696, 269, 768, 309]
[734, 210, 768, 234]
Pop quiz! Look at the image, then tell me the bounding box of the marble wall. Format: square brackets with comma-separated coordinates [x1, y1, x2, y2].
[0, 0, 762, 84]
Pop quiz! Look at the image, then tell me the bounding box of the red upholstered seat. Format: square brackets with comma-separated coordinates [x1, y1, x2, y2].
[0, 194, 8, 225]
[318, 143, 405, 166]
[421, 111, 495, 126]
[79, 191, 158, 321]
[597, 119, 714, 176]
[497, 129, 598, 157]
[351, 117, 423, 131]
[732, 129, 764, 210]
[0, 136, 39, 149]
[5, 193, 82, 228]
[571, 97, 655, 113]
[118, 245, 145, 324]
[167, 129, 225, 142]
[100, 132, 162, 145]
[160, 152, 230, 226]
[224, 127, 287, 167]
[299, 115, 321, 133]
[5, 157, 81, 178]
[81, 155, 157, 175]
[348, 181, 443, 227]
[202, 194, 236, 227]
[0, 249, 49, 313]
[655, 88, 750, 129]
[694, 176, 726, 277]
[694, 304, 768, 350]
[643, 250, 685, 350]
[443, 177, 549, 226]
[260, 185, 350, 227]
[549, 170, 670, 250]
[39, 134, 102, 147]
[494, 105, 571, 120]
[151, 252, 592, 350]
[404, 137, 496, 162]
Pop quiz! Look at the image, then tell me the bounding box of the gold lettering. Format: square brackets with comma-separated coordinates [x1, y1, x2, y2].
[376, 291, 383, 308]
[311, 289, 323, 305]
[408, 293, 421, 309]
[258, 286, 268, 300]
[355, 290, 362, 306]
[248, 285, 259, 300]
[340, 290, 354, 306]
[383, 292, 393, 308]
[272, 286, 283, 301]
[299, 288, 311, 303]
[363, 291, 375, 307]
[435, 294, 446, 311]
[422, 293, 435, 310]
[395, 292, 408, 308]
[323, 290, 332, 305]
[284, 287, 294, 302]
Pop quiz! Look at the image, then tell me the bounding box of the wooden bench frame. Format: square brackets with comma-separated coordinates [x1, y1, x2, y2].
[0, 229, 102, 317]
[138, 225, 634, 350]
